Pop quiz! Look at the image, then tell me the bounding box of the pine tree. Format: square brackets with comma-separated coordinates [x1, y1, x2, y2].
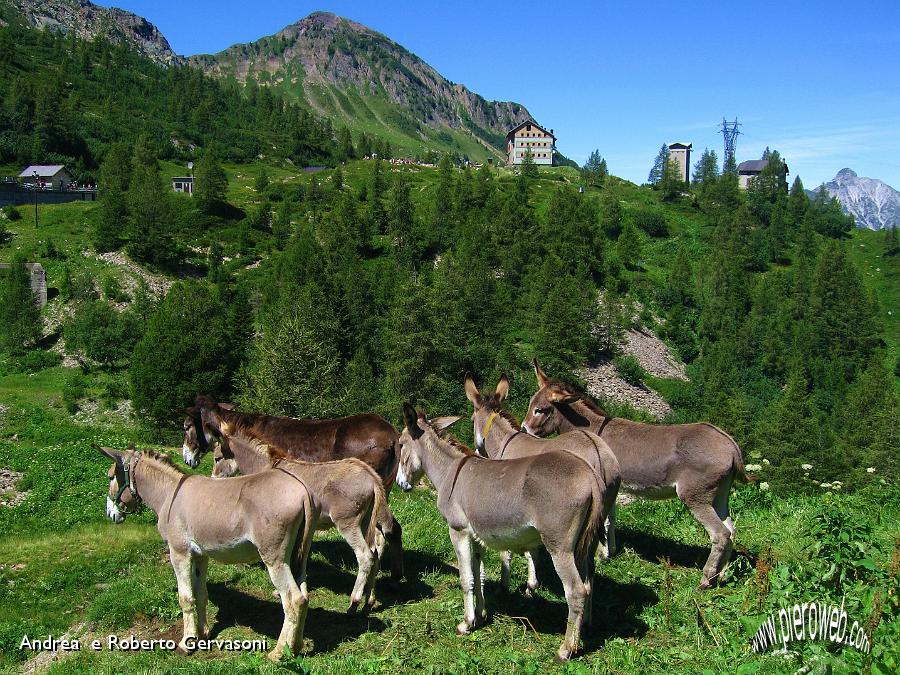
[582, 149, 608, 187]
[788, 176, 810, 221]
[387, 173, 419, 266]
[659, 156, 684, 201]
[617, 221, 642, 270]
[692, 148, 719, 187]
[254, 166, 269, 193]
[94, 142, 130, 252]
[430, 154, 455, 247]
[648, 143, 668, 185]
[126, 136, 176, 266]
[193, 145, 228, 215]
[0, 257, 41, 355]
[520, 147, 538, 178]
[804, 186, 854, 238]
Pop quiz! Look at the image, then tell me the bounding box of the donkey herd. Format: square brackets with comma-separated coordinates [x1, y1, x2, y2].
[97, 359, 747, 663]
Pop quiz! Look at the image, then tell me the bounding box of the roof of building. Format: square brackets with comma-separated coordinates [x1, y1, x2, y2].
[171, 176, 194, 181]
[737, 159, 770, 173]
[506, 119, 555, 140]
[668, 142, 692, 149]
[19, 165, 68, 178]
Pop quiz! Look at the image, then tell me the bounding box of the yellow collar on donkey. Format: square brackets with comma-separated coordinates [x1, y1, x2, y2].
[482, 412, 498, 443]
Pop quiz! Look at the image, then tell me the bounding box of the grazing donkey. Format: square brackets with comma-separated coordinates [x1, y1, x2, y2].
[96, 445, 315, 661]
[184, 395, 404, 581]
[206, 427, 394, 613]
[521, 359, 748, 589]
[397, 404, 606, 662]
[465, 372, 620, 592]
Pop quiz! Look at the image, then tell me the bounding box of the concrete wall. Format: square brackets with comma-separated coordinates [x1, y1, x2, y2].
[667, 147, 690, 183]
[0, 183, 97, 208]
[0, 263, 47, 307]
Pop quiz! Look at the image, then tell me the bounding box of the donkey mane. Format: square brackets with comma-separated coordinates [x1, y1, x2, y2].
[482, 395, 521, 428]
[434, 427, 477, 456]
[139, 450, 187, 478]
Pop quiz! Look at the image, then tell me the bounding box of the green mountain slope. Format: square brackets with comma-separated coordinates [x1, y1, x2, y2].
[188, 11, 531, 161]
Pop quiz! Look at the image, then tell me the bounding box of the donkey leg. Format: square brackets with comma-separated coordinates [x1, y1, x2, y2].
[472, 540, 487, 626]
[266, 561, 308, 662]
[192, 555, 210, 640]
[713, 481, 736, 578]
[449, 527, 480, 635]
[170, 547, 199, 654]
[385, 513, 405, 582]
[686, 500, 733, 590]
[548, 548, 588, 663]
[499, 551, 512, 589]
[337, 520, 377, 615]
[524, 548, 540, 597]
[604, 503, 618, 558]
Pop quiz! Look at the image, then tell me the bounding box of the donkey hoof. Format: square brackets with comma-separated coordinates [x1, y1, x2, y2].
[346, 601, 359, 615]
[267, 649, 284, 662]
[364, 597, 376, 614]
[456, 621, 471, 635]
[524, 585, 538, 598]
[176, 641, 197, 656]
[554, 651, 571, 664]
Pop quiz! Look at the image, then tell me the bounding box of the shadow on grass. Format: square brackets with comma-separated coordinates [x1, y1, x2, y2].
[207, 582, 386, 653]
[310, 540, 449, 608]
[616, 526, 758, 572]
[482, 570, 656, 653]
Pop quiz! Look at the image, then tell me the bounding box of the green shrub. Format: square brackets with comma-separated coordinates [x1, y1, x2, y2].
[62, 372, 88, 414]
[100, 275, 130, 303]
[633, 209, 668, 237]
[2, 204, 22, 221]
[614, 353, 645, 385]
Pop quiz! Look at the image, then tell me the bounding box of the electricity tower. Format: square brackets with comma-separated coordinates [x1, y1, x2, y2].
[720, 117, 741, 173]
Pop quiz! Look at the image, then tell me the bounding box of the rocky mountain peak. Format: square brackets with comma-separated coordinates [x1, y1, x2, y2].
[7, 0, 182, 65]
[821, 168, 900, 231]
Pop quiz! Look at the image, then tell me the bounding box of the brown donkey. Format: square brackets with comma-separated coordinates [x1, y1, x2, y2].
[465, 372, 620, 592]
[207, 427, 395, 613]
[397, 404, 606, 662]
[184, 395, 404, 581]
[521, 359, 748, 589]
[97, 446, 315, 661]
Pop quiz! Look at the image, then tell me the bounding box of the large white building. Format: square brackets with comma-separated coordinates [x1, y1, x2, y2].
[506, 120, 556, 166]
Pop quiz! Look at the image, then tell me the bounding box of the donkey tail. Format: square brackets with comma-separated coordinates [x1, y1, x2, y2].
[701, 422, 750, 484]
[366, 481, 389, 549]
[575, 469, 606, 567]
[381, 437, 400, 492]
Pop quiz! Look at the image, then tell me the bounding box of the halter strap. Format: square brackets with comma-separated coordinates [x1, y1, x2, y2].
[113, 456, 139, 506]
[497, 431, 524, 459]
[481, 412, 498, 443]
[594, 413, 613, 436]
[446, 454, 475, 500]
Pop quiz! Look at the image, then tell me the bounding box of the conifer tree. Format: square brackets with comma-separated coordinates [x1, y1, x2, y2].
[520, 147, 538, 178]
[126, 136, 176, 266]
[582, 149, 608, 187]
[692, 148, 719, 187]
[659, 156, 684, 201]
[0, 256, 41, 355]
[617, 221, 642, 270]
[193, 145, 228, 215]
[648, 143, 668, 185]
[94, 142, 131, 252]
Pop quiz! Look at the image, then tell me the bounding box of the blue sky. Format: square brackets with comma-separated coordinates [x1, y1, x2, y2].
[112, 0, 900, 188]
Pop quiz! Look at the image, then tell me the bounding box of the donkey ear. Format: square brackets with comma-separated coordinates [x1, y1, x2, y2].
[93, 444, 121, 463]
[464, 372, 482, 407]
[402, 403, 423, 439]
[218, 402, 236, 411]
[431, 415, 462, 430]
[547, 387, 580, 405]
[533, 358, 550, 387]
[495, 374, 510, 401]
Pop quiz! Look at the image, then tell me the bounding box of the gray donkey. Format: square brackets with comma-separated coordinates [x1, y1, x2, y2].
[205, 426, 394, 614]
[521, 359, 748, 589]
[397, 404, 607, 662]
[97, 446, 316, 661]
[465, 372, 620, 593]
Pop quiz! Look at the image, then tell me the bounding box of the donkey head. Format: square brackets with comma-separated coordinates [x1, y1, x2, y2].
[464, 372, 510, 453]
[182, 396, 234, 468]
[95, 444, 140, 523]
[210, 441, 239, 479]
[397, 403, 460, 491]
[521, 358, 581, 436]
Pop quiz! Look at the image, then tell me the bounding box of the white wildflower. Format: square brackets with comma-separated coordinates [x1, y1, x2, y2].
[867, 467, 876, 474]
[820, 482, 832, 489]
[762, 459, 770, 466]
[759, 482, 770, 492]
[801, 463, 813, 471]
[745, 463, 762, 472]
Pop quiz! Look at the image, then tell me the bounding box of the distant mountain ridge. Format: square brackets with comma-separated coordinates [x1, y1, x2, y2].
[2, 0, 182, 65]
[188, 11, 531, 159]
[817, 168, 900, 231]
[2, 3, 533, 160]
